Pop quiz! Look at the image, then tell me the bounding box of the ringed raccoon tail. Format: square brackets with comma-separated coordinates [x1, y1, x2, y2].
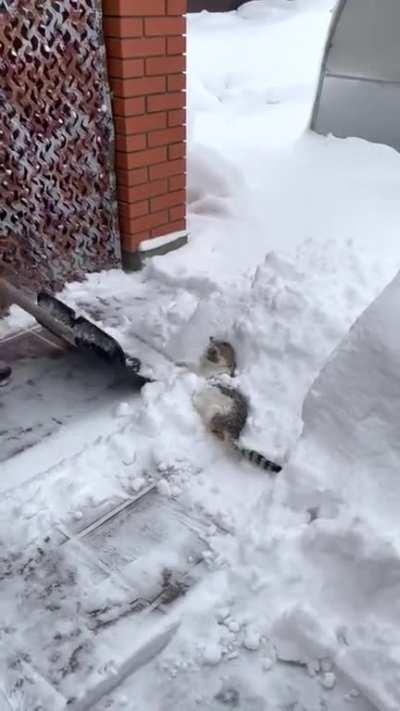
[234, 443, 282, 473]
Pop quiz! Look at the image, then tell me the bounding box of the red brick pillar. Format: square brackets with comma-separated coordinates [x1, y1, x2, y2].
[102, 0, 187, 269]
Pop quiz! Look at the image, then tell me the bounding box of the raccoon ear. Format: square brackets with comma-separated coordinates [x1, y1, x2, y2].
[209, 336, 214, 342]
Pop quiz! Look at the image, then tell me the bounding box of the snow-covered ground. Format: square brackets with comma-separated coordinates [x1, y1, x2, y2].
[3, 0, 400, 708]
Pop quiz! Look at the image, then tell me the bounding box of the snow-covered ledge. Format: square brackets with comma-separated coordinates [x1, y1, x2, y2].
[123, 229, 189, 269]
[139, 229, 189, 256]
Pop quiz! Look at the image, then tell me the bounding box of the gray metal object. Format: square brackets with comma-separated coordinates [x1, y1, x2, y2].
[0, 276, 150, 387]
[311, 0, 400, 151]
[188, 0, 245, 11]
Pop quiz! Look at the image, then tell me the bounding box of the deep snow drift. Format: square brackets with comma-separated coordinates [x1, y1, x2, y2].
[265, 271, 400, 711]
[2, 0, 400, 709]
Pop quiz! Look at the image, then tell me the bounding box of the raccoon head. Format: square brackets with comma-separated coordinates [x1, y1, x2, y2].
[202, 337, 236, 377]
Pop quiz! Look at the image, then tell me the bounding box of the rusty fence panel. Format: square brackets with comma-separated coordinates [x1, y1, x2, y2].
[0, 0, 120, 291]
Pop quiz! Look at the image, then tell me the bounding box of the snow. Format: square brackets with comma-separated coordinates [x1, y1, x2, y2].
[320, 672, 336, 690]
[0, 305, 34, 338]
[243, 628, 262, 651]
[3, 0, 400, 709]
[202, 641, 223, 666]
[262, 272, 400, 710]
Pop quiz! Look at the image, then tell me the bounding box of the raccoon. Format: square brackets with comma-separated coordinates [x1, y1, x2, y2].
[194, 339, 281, 474]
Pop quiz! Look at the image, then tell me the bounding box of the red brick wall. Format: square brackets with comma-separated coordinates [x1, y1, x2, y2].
[102, 0, 187, 261]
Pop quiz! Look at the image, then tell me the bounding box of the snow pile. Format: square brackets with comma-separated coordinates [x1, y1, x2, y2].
[188, 144, 245, 219]
[99, 264, 400, 711]
[246, 269, 400, 711]
[61, 236, 395, 470]
[166, 238, 394, 462]
[187, 0, 335, 151]
[284, 269, 400, 528]
[150, 1, 400, 292]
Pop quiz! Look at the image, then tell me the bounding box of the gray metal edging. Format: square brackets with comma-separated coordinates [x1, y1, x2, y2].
[310, 0, 347, 131]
